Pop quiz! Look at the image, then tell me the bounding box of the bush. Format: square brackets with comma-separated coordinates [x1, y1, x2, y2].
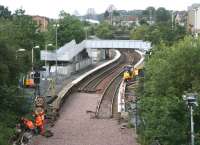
[138, 37, 200, 145]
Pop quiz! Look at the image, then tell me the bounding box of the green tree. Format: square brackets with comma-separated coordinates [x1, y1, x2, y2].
[139, 18, 149, 25]
[95, 22, 113, 39]
[138, 37, 200, 145]
[130, 25, 149, 40]
[12, 9, 40, 49]
[143, 6, 156, 21]
[104, 10, 109, 18]
[130, 21, 186, 45]
[46, 11, 85, 47]
[0, 5, 11, 19]
[155, 7, 171, 22]
[0, 6, 45, 144]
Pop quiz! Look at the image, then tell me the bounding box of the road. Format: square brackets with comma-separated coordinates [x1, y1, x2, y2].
[30, 92, 138, 145]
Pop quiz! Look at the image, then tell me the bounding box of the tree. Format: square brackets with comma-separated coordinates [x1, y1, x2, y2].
[12, 9, 40, 49]
[138, 37, 200, 145]
[0, 6, 46, 144]
[95, 22, 113, 39]
[13, 8, 25, 16]
[0, 5, 11, 19]
[130, 21, 186, 45]
[142, 6, 156, 21]
[139, 18, 149, 25]
[48, 11, 85, 47]
[155, 7, 171, 22]
[104, 10, 109, 18]
[129, 25, 149, 40]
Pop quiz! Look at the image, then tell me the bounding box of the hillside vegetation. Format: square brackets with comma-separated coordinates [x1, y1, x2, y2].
[138, 37, 200, 145]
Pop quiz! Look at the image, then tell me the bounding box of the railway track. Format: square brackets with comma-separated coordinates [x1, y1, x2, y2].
[77, 49, 140, 119]
[96, 74, 122, 118]
[78, 53, 125, 93]
[95, 50, 141, 119]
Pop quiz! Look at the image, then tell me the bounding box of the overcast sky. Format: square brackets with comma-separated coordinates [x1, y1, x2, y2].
[1, 0, 200, 18]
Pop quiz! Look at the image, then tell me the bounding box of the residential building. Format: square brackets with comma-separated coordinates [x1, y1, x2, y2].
[187, 4, 200, 34]
[174, 11, 187, 26]
[112, 16, 138, 27]
[32, 15, 49, 32]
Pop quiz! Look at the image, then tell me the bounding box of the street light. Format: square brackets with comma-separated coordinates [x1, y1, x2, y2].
[53, 23, 60, 79]
[45, 43, 53, 67]
[17, 48, 26, 52]
[32, 45, 40, 71]
[182, 92, 198, 145]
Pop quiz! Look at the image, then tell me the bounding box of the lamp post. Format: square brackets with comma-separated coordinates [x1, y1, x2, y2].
[183, 92, 198, 145]
[32, 45, 40, 71]
[53, 23, 60, 79]
[45, 43, 53, 67]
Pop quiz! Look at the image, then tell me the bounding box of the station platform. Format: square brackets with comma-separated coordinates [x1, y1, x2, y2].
[40, 60, 109, 99]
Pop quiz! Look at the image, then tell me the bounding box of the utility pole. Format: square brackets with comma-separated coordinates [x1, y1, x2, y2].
[190, 106, 194, 145]
[149, 9, 152, 25]
[110, 11, 113, 25]
[53, 23, 60, 83]
[45, 44, 53, 67]
[172, 11, 174, 30]
[32, 46, 40, 71]
[183, 92, 198, 145]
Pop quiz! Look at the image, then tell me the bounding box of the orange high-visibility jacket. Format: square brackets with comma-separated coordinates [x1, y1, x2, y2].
[35, 115, 43, 127]
[23, 119, 35, 129]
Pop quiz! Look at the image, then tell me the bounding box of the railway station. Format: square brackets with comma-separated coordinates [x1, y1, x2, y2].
[23, 39, 149, 145]
[2, 1, 197, 145]
[40, 39, 150, 78]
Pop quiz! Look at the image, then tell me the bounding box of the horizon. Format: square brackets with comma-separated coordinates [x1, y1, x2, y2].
[1, 0, 200, 19]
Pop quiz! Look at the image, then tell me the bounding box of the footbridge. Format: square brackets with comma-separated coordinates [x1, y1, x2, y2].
[41, 39, 151, 62]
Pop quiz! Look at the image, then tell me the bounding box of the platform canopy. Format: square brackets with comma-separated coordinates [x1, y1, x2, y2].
[41, 39, 151, 62]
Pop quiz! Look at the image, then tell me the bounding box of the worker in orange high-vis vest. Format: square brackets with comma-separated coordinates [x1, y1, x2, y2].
[21, 117, 35, 130]
[35, 115, 45, 135]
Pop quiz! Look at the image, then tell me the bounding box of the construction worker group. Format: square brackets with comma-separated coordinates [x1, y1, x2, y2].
[21, 107, 45, 135]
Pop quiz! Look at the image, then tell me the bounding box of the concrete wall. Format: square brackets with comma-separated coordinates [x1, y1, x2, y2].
[75, 58, 92, 71]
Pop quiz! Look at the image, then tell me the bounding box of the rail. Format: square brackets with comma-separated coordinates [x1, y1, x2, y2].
[117, 50, 144, 113]
[50, 50, 121, 110]
[95, 72, 123, 118]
